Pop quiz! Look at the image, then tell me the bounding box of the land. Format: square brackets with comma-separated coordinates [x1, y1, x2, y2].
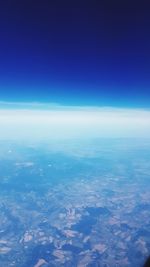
[0, 139, 150, 267]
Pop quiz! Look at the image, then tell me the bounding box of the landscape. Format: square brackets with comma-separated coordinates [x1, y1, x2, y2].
[0, 1, 150, 266]
[0, 139, 149, 267]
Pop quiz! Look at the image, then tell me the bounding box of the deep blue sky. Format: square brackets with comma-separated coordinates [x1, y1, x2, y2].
[0, 1, 150, 107]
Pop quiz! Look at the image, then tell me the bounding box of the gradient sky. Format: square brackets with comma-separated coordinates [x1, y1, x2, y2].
[0, 1, 150, 107]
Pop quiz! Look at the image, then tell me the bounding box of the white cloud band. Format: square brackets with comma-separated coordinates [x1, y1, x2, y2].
[0, 103, 150, 140]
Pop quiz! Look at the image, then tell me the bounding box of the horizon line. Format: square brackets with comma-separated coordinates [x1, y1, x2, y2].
[0, 101, 150, 112]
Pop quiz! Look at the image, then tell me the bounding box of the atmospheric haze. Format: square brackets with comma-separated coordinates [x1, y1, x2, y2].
[0, 103, 150, 140]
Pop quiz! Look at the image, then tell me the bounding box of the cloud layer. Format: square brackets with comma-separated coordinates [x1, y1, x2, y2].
[0, 103, 150, 140]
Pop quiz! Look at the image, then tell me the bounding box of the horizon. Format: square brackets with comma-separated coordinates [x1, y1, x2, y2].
[0, 102, 150, 140]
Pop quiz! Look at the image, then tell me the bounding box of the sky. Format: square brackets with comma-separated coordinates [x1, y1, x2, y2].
[0, 1, 150, 107]
[0, 1, 150, 140]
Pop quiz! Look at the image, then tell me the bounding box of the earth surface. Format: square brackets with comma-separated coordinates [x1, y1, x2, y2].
[0, 139, 150, 267]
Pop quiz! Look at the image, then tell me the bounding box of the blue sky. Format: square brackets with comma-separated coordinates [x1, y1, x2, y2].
[0, 2, 149, 140]
[0, 1, 150, 107]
